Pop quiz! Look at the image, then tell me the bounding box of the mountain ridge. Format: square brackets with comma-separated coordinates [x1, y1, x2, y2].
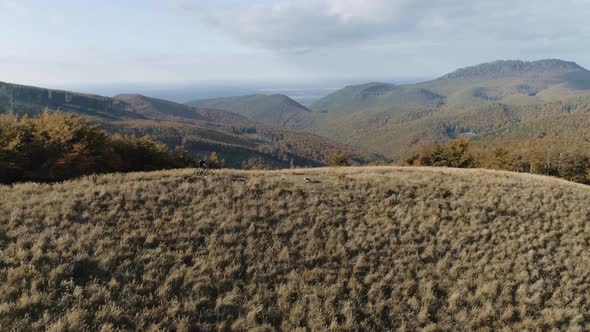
[114, 94, 251, 125]
[436, 59, 586, 80]
[0, 80, 139, 120]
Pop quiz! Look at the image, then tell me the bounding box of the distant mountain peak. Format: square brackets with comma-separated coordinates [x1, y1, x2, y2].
[266, 94, 312, 112]
[438, 59, 586, 80]
[187, 93, 312, 127]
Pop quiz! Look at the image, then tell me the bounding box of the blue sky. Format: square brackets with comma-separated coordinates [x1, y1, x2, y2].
[2, 0, 590, 87]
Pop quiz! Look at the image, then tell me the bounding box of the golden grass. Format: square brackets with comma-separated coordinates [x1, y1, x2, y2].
[1, 166, 589, 330]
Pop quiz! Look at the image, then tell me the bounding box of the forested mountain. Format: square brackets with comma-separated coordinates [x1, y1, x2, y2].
[284, 59, 590, 158]
[311, 59, 590, 113]
[0, 81, 383, 169]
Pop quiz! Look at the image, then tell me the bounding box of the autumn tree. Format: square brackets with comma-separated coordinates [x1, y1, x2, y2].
[329, 152, 351, 167]
[0, 112, 194, 184]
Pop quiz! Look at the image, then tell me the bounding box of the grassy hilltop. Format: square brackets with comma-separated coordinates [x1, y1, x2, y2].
[1, 167, 590, 330]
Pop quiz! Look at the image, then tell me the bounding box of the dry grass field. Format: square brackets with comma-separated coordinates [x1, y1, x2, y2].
[1, 166, 589, 331]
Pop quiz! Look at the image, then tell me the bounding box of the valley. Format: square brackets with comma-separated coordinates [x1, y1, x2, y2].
[190, 59, 590, 159]
[0, 81, 382, 169]
[5, 59, 590, 169]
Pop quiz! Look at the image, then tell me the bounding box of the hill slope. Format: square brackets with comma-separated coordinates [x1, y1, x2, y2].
[187, 94, 312, 128]
[2, 166, 589, 330]
[114, 94, 250, 125]
[0, 81, 382, 168]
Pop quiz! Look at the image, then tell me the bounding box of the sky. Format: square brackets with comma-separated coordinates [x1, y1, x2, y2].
[2, 0, 590, 88]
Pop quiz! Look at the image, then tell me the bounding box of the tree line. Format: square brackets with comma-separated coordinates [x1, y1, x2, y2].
[0, 112, 195, 184]
[5, 112, 587, 185]
[403, 138, 590, 184]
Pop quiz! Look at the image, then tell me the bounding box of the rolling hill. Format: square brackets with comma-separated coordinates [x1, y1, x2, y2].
[310, 82, 445, 114]
[2, 166, 589, 330]
[0, 81, 383, 168]
[187, 94, 313, 128]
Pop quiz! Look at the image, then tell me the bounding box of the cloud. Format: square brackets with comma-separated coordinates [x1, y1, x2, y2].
[178, 0, 590, 53]
[0, 0, 18, 11]
[180, 0, 429, 51]
[0, 0, 29, 17]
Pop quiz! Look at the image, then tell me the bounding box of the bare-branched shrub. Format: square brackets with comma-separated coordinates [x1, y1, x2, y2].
[205, 152, 224, 169]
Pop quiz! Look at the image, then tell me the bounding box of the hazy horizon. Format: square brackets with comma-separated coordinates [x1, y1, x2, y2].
[54, 76, 431, 103]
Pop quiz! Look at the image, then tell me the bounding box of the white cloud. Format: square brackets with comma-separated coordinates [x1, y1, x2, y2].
[0, 0, 18, 11]
[179, 0, 590, 53]
[185, 0, 426, 51]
